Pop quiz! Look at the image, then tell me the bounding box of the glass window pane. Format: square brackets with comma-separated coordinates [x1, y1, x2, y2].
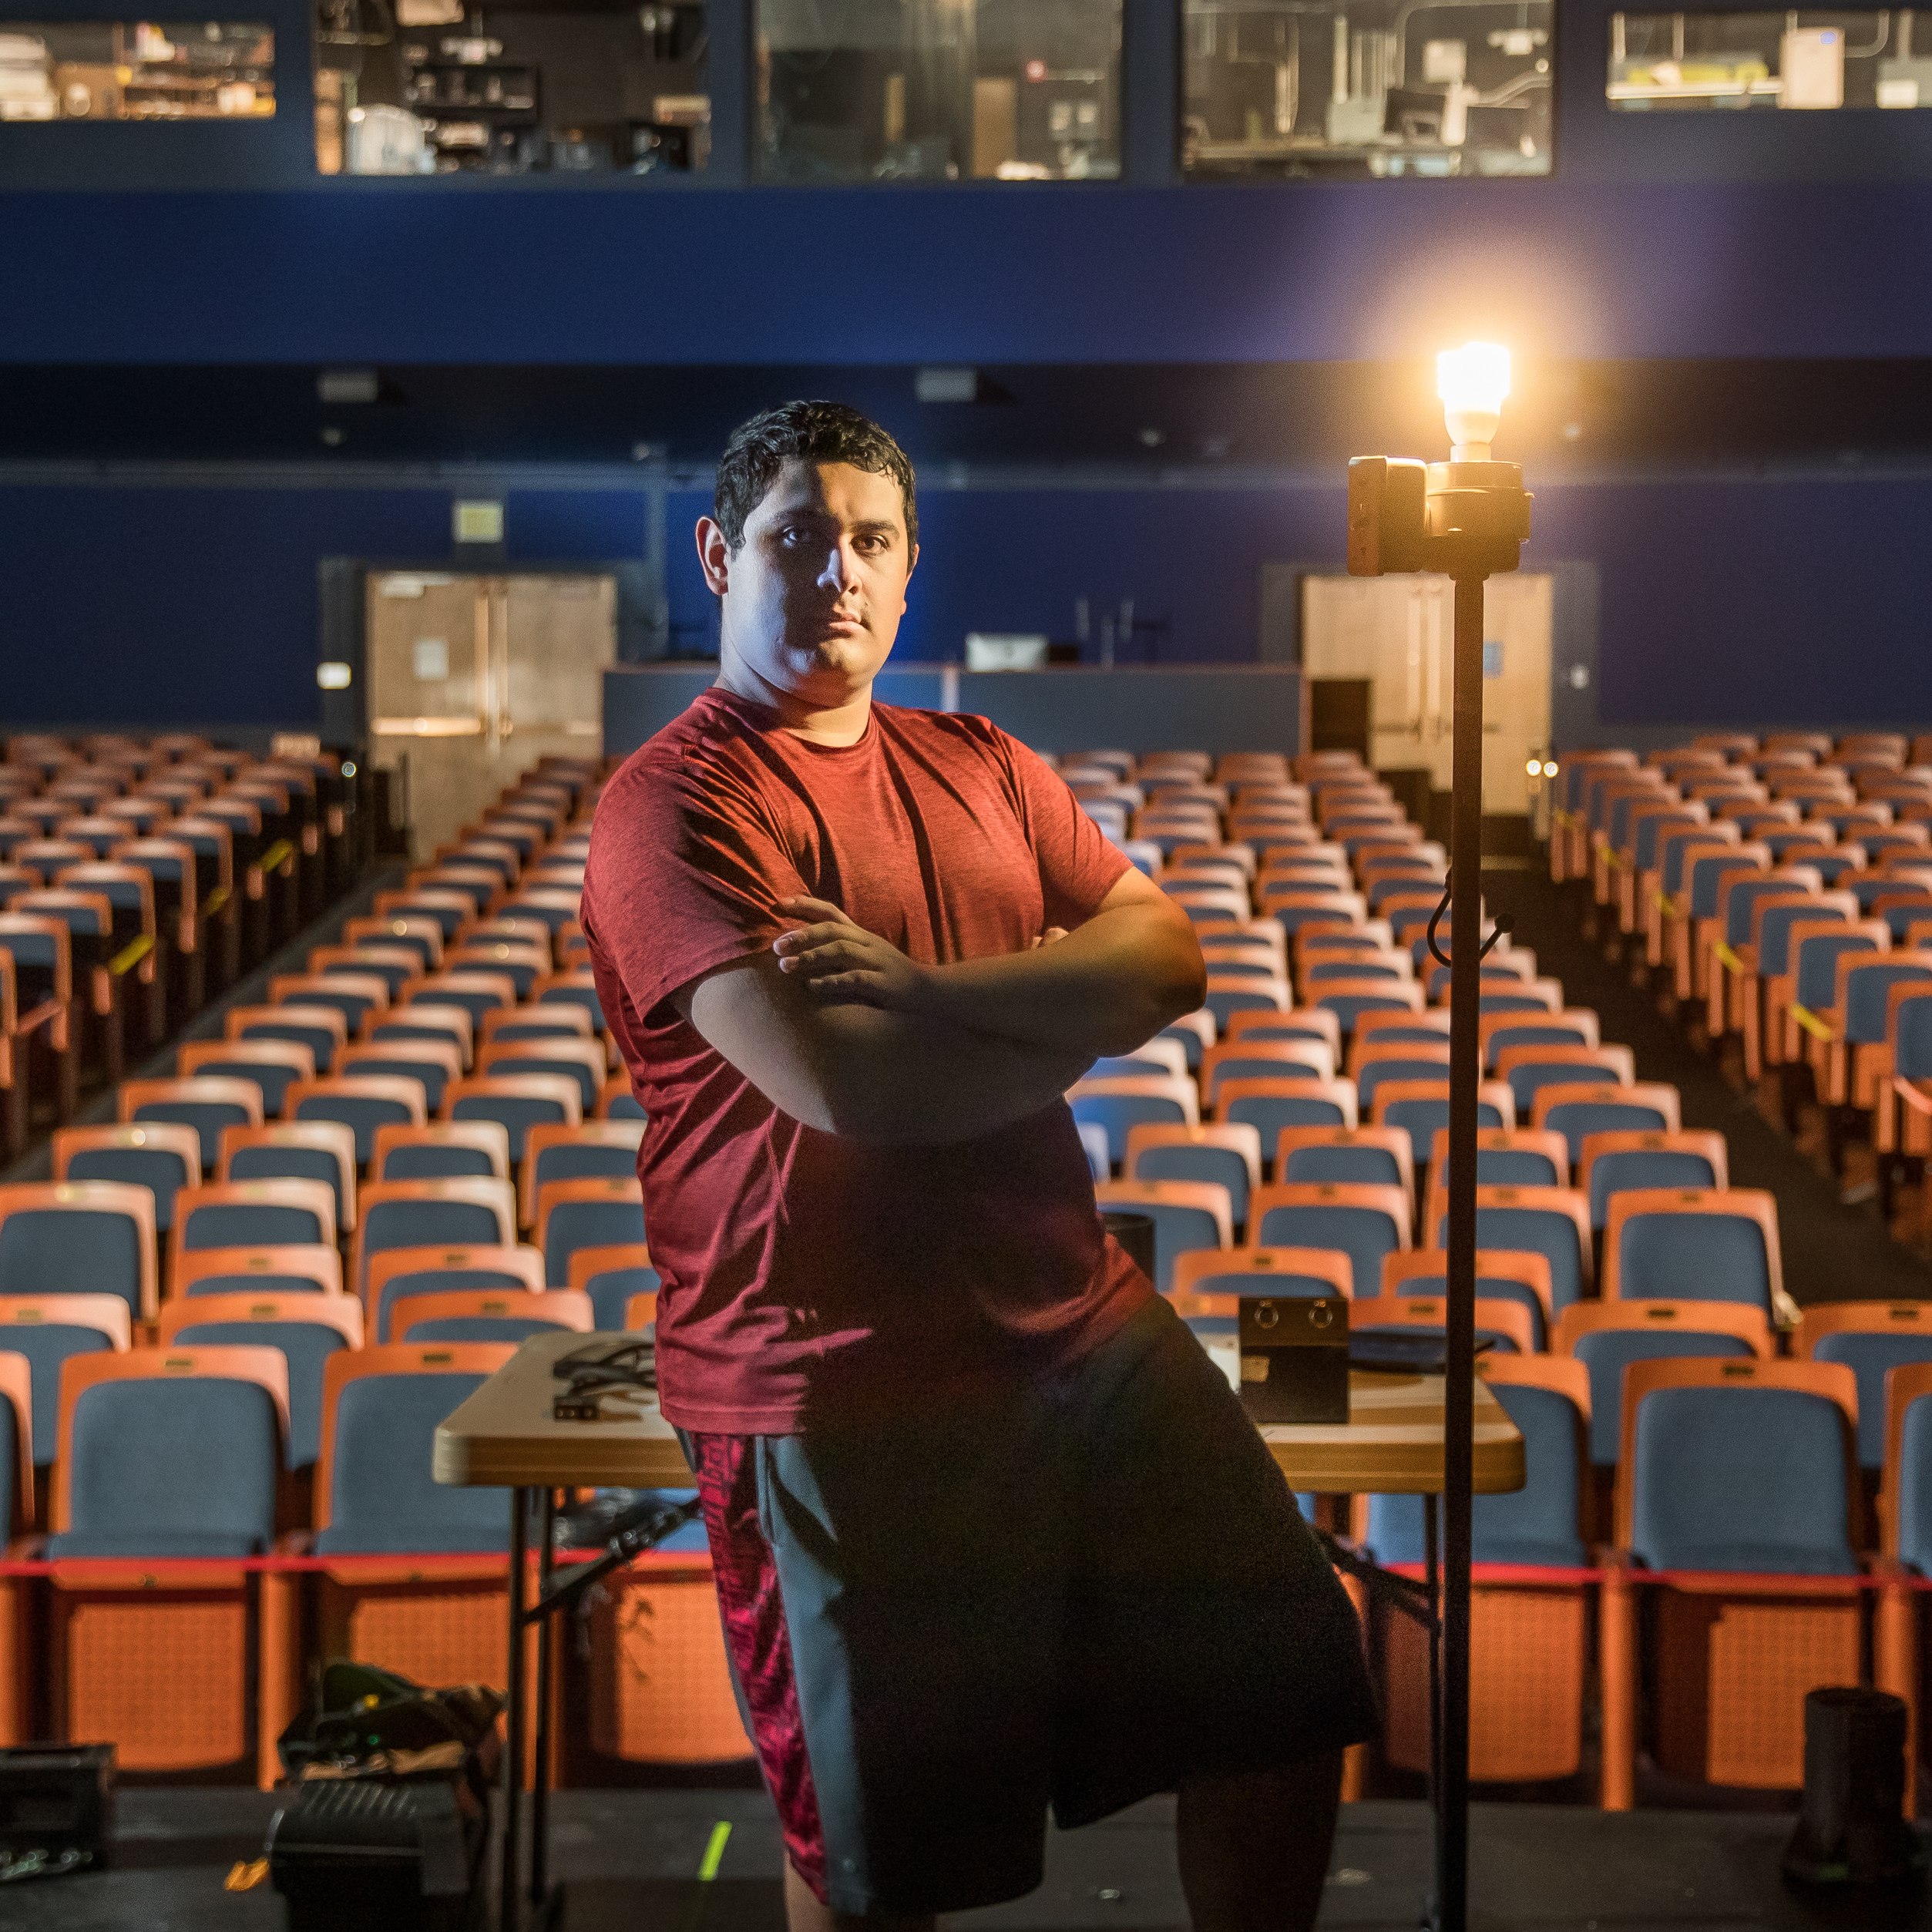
[0, 21, 273, 119]
[1608, 11, 1914, 110]
[756, 0, 1121, 183]
[1182, 1, 1551, 178]
[315, 1, 708, 175]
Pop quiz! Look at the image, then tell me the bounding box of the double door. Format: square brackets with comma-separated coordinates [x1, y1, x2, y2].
[365, 571, 615, 857]
[1300, 573, 1553, 815]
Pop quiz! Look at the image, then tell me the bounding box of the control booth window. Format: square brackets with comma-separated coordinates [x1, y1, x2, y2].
[0, 20, 273, 119]
[1182, 0, 1552, 177]
[1608, 11, 1920, 110]
[756, 0, 1121, 183]
[314, 0, 708, 174]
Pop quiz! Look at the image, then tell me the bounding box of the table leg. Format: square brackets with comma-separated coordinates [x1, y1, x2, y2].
[1426, 1496, 1442, 1932]
[531, 1488, 556, 1908]
[502, 1484, 528, 1932]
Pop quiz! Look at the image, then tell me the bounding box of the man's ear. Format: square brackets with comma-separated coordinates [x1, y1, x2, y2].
[899, 540, 919, 613]
[697, 516, 731, 596]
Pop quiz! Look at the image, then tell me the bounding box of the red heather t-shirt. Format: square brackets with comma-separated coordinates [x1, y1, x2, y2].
[580, 686, 1151, 1436]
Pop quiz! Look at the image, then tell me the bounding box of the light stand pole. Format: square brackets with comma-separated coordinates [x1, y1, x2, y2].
[1348, 344, 1531, 1932]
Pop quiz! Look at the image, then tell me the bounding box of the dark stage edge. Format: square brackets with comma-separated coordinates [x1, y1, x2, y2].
[9, 1790, 1932, 1930]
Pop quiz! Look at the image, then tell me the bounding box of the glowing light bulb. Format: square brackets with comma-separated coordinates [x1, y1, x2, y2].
[1437, 341, 1511, 461]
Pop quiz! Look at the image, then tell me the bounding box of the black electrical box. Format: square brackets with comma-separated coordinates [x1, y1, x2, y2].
[267, 1778, 484, 1932]
[1238, 1297, 1351, 1425]
[0, 1746, 114, 1869]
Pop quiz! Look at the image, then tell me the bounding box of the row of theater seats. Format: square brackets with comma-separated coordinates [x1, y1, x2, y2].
[1559, 731, 1932, 1197]
[1043, 741, 1932, 1807]
[0, 732, 365, 1157]
[0, 751, 744, 1789]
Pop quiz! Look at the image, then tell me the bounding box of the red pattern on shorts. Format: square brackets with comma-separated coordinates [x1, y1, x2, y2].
[690, 1433, 828, 1903]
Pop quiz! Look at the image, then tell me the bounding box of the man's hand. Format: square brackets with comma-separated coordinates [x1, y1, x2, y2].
[772, 897, 932, 1010]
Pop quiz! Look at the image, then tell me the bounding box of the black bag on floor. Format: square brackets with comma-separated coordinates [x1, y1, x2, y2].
[267, 1663, 503, 1932]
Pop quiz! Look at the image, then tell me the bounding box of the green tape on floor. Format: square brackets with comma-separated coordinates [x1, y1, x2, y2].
[697, 1820, 731, 1882]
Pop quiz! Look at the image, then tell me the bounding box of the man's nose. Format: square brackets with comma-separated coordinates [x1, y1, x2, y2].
[817, 539, 859, 591]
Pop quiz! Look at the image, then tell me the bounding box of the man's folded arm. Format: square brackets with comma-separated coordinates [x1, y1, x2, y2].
[673, 952, 1095, 1145]
[915, 865, 1207, 1059]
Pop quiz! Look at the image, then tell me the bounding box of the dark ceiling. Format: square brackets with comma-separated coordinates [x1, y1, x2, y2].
[3, 359, 1930, 473]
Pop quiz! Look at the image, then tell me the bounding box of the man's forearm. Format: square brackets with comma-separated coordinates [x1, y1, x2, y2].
[808, 1005, 1094, 1144]
[684, 956, 1093, 1146]
[916, 902, 1205, 1059]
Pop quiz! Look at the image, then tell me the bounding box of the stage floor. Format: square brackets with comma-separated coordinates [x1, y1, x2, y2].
[8, 1789, 1931, 1930]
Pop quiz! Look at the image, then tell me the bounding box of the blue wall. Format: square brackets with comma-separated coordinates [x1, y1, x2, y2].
[8, 179, 1932, 368]
[11, 472, 1931, 733]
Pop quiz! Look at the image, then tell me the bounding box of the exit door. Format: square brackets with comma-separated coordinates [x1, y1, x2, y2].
[1299, 574, 1553, 815]
[366, 572, 615, 858]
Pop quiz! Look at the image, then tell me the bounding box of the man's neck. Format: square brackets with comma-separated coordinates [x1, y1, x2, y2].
[714, 656, 872, 747]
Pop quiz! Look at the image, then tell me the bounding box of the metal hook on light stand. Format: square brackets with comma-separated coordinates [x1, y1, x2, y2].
[1426, 869, 1516, 971]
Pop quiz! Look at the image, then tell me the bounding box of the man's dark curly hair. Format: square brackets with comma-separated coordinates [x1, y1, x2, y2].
[714, 401, 917, 553]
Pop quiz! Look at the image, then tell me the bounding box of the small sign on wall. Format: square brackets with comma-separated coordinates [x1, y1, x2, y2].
[453, 499, 504, 544]
[413, 637, 450, 680]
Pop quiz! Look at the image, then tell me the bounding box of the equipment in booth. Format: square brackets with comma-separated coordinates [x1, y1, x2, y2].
[1238, 1296, 1350, 1423]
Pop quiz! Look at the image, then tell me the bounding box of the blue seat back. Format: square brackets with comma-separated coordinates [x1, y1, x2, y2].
[1689, 855, 1756, 919]
[1366, 1382, 1587, 1567]
[293, 1092, 415, 1167]
[1571, 1328, 1752, 1466]
[193, 1055, 304, 1117]
[64, 1147, 193, 1231]
[533, 1149, 639, 1202]
[1462, 1146, 1564, 1190]
[381, 1144, 498, 1182]
[184, 1200, 326, 1250]
[402, 1315, 570, 1343]
[1357, 1058, 1453, 1113]
[581, 1264, 661, 1332]
[362, 1199, 505, 1290]
[1543, 1100, 1670, 1167]
[1109, 1200, 1221, 1293]
[51, 1378, 278, 1559]
[1383, 1095, 1506, 1167]
[1893, 1393, 1932, 1573]
[1134, 1144, 1251, 1225]
[1317, 992, 1411, 1033]
[1795, 932, 1878, 1010]
[1635, 811, 1698, 872]
[1383, 1267, 1549, 1348]
[0, 1209, 143, 1318]
[344, 1056, 450, 1112]
[227, 1144, 348, 1223]
[1305, 960, 1402, 984]
[375, 1265, 526, 1343]
[1484, 1023, 1589, 1071]
[170, 1319, 350, 1468]
[1205, 986, 1290, 1026]
[1249, 1203, 1396, 1297]
[1156, 1022, 1206, 1069]
[238, 1017, 339, 1074]
[1070, 1093, 1187, 1167]
[1224, 1092, 1349, 1139]
[1725, 878, 1797, 948]
[1210, 1055, 1319, 1097]
[1480, 993, 1554, 1017]
[131, 1100, 251, 1172]
[1629, 1386, 1856, 1575]
[1460, 1204, 1585, 1312]
[543, 1199, 647, 1288]
[1810, 1331, 1932, 1471]
[1615, 1209, 1771, 1312]
[1586, 1149, 1720, 1230]
[448, 1092, 570, 1162]
[186, 1268, 327, 1299]
[494, 1055, 599, 1112]
[1507, 1061, 1609, 1117]
[1897, 997, 1932, 1084]
[1278, 1144, 1403, 1191]
[1759, 902, 1844, 977]
[538, 983, 605, 1030]
[1846, 963, 1932, 1044]
[6, 1325, 113, 1463]
[314, 1373, 506, 1554]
